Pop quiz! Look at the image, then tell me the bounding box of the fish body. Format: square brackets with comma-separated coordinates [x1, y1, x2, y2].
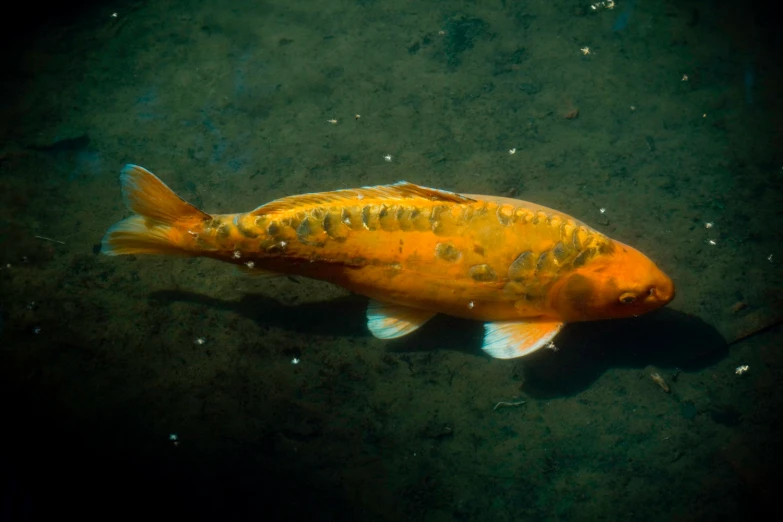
[103, 165, 674, 358]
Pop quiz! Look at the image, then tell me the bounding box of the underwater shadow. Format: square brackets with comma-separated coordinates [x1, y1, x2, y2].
[149, 290, 370, 337]
[149, 289, 490, 357]
[150, 291, 727, 398]
[519, 308, 728, 399]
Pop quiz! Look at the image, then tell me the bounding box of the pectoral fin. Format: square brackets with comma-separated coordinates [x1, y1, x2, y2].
[366, 300, 436, 339]
[482, 320, 565, 359]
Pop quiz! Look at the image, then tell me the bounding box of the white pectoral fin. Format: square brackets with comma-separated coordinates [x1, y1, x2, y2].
[366, 299, 436, 339]
[482, 320, 565, 359]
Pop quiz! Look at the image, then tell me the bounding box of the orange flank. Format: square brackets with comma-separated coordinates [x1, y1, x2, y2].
[102, 165, 675, 358]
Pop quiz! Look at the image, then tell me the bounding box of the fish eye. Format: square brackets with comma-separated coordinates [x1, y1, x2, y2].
[619, 292, 637, 304]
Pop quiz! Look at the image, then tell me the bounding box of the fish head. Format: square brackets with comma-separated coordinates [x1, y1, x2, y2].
[550, 241, 675, 322]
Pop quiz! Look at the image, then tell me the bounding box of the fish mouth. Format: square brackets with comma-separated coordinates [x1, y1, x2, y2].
[649, 277, 676, 306]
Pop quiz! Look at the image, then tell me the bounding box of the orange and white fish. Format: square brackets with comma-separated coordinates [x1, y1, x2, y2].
[102, 165, 675, 358]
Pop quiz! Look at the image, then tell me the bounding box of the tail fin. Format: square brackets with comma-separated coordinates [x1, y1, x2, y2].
[101, 165, 211, 256]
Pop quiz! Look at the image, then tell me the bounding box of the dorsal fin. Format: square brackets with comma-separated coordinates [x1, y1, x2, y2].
[250, 181, 475, 216]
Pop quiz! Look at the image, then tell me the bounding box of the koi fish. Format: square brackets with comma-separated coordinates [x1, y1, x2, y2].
[102, 165, 675, 358]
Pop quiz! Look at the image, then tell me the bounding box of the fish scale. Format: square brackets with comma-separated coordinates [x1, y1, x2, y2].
[204, 196, 617, 312]
[195, 193, 606, 294]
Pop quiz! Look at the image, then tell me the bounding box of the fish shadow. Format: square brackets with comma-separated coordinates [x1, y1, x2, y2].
[149, 289, 488, 355]
[149, 290, 726, 397]
[517, 308, 728, 398]
[385, 307, 728, 398]
[149, 290, 370, 337]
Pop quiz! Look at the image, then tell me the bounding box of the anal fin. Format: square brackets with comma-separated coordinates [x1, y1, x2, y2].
[482, 320, 565, 359]
[367, 299, 436, 339]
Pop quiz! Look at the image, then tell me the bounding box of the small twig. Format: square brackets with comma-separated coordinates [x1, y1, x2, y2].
[727, 314, 783, 345]
[34, 235, 65, 245]
[650, 372, 671, 393]
[493, 400, 526, 411]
